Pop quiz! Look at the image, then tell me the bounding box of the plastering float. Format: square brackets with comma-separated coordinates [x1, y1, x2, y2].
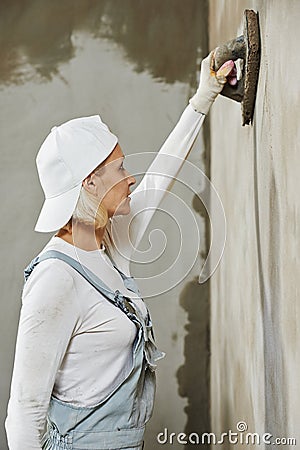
[214, 9, 261, 126]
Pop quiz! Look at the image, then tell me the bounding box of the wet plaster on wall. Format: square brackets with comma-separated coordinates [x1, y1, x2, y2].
[176, 112, 211, 450]
[253, 117, 288, 441]
[175, 2, 211, 445]
[1, 3, 211, 449]
[177, 278, 210, 449]
[209, 0, 300, 447]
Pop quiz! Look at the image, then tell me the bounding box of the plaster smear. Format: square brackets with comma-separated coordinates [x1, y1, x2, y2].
[209, 0, 300, 448]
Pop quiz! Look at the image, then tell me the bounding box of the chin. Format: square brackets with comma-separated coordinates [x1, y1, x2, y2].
[114, 208, 131, 217]
[112, 200, 131, 217]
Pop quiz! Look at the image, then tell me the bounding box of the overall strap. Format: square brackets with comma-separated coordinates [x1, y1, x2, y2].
[103, 250, 153, 338]
[24, 250, 139, 325]
[24, 250, 165, 371]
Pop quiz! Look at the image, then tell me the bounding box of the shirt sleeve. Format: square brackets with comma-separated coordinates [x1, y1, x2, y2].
[5, 260, 81, 450]
[108, 104, 205, 267]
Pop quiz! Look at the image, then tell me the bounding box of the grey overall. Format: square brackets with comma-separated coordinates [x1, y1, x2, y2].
[24, 250, 165, 450]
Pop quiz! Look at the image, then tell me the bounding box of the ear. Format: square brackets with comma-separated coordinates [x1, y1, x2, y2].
[82, 174, 96, 194]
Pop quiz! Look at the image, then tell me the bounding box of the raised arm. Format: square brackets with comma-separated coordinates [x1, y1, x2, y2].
[108, 50, 233, 267]
[5, 261, 81, 450]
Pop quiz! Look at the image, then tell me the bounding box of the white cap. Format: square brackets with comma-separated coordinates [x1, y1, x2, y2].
[35, 115, 118, 232]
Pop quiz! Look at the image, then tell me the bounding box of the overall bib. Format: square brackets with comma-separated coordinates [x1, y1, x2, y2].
[24, 250, 165, 450]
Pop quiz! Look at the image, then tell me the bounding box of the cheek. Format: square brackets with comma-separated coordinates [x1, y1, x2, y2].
[100, 178, 127, 207]
[95, 173, 118, 199]
[112, 180, 128, 202]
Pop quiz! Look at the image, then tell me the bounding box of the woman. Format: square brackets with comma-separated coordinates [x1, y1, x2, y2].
[5, 50, 234, 449]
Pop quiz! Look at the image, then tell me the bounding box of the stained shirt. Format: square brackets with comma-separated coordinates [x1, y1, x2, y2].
[5, 104, 204, 449]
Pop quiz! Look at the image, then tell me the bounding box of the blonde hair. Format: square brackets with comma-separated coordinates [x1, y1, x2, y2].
[73, 186, 108, 228]
[60, 186, 108, 233]
[66, 186, 116, 255]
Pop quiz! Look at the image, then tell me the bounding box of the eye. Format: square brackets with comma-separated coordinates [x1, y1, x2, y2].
[119, 161, 125, 171]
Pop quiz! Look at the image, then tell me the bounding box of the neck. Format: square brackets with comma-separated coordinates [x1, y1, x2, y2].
[56, 222, 106, 251]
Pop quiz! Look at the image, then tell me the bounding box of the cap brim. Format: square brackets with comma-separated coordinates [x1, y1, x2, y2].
[34, 183, 82, 232]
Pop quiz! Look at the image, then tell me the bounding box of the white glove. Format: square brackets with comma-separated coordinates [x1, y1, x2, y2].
[189, 49, 234, 115]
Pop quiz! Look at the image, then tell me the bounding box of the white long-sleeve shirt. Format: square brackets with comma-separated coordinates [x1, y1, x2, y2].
[5, 104, 205, 449]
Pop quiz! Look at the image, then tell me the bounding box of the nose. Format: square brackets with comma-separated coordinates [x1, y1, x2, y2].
[125, 170, 136, 187]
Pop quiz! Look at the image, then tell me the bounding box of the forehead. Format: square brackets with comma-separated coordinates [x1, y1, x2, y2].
[105, 143, 124, 163]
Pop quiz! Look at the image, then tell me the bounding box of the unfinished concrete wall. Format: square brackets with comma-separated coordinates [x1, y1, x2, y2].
[0, 2, 209, 449]
[209, 0, 300, 447]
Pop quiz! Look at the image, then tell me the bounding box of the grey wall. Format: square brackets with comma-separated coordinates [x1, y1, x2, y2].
[209, 0, 300, 447]
[0, 2, 210, 449]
